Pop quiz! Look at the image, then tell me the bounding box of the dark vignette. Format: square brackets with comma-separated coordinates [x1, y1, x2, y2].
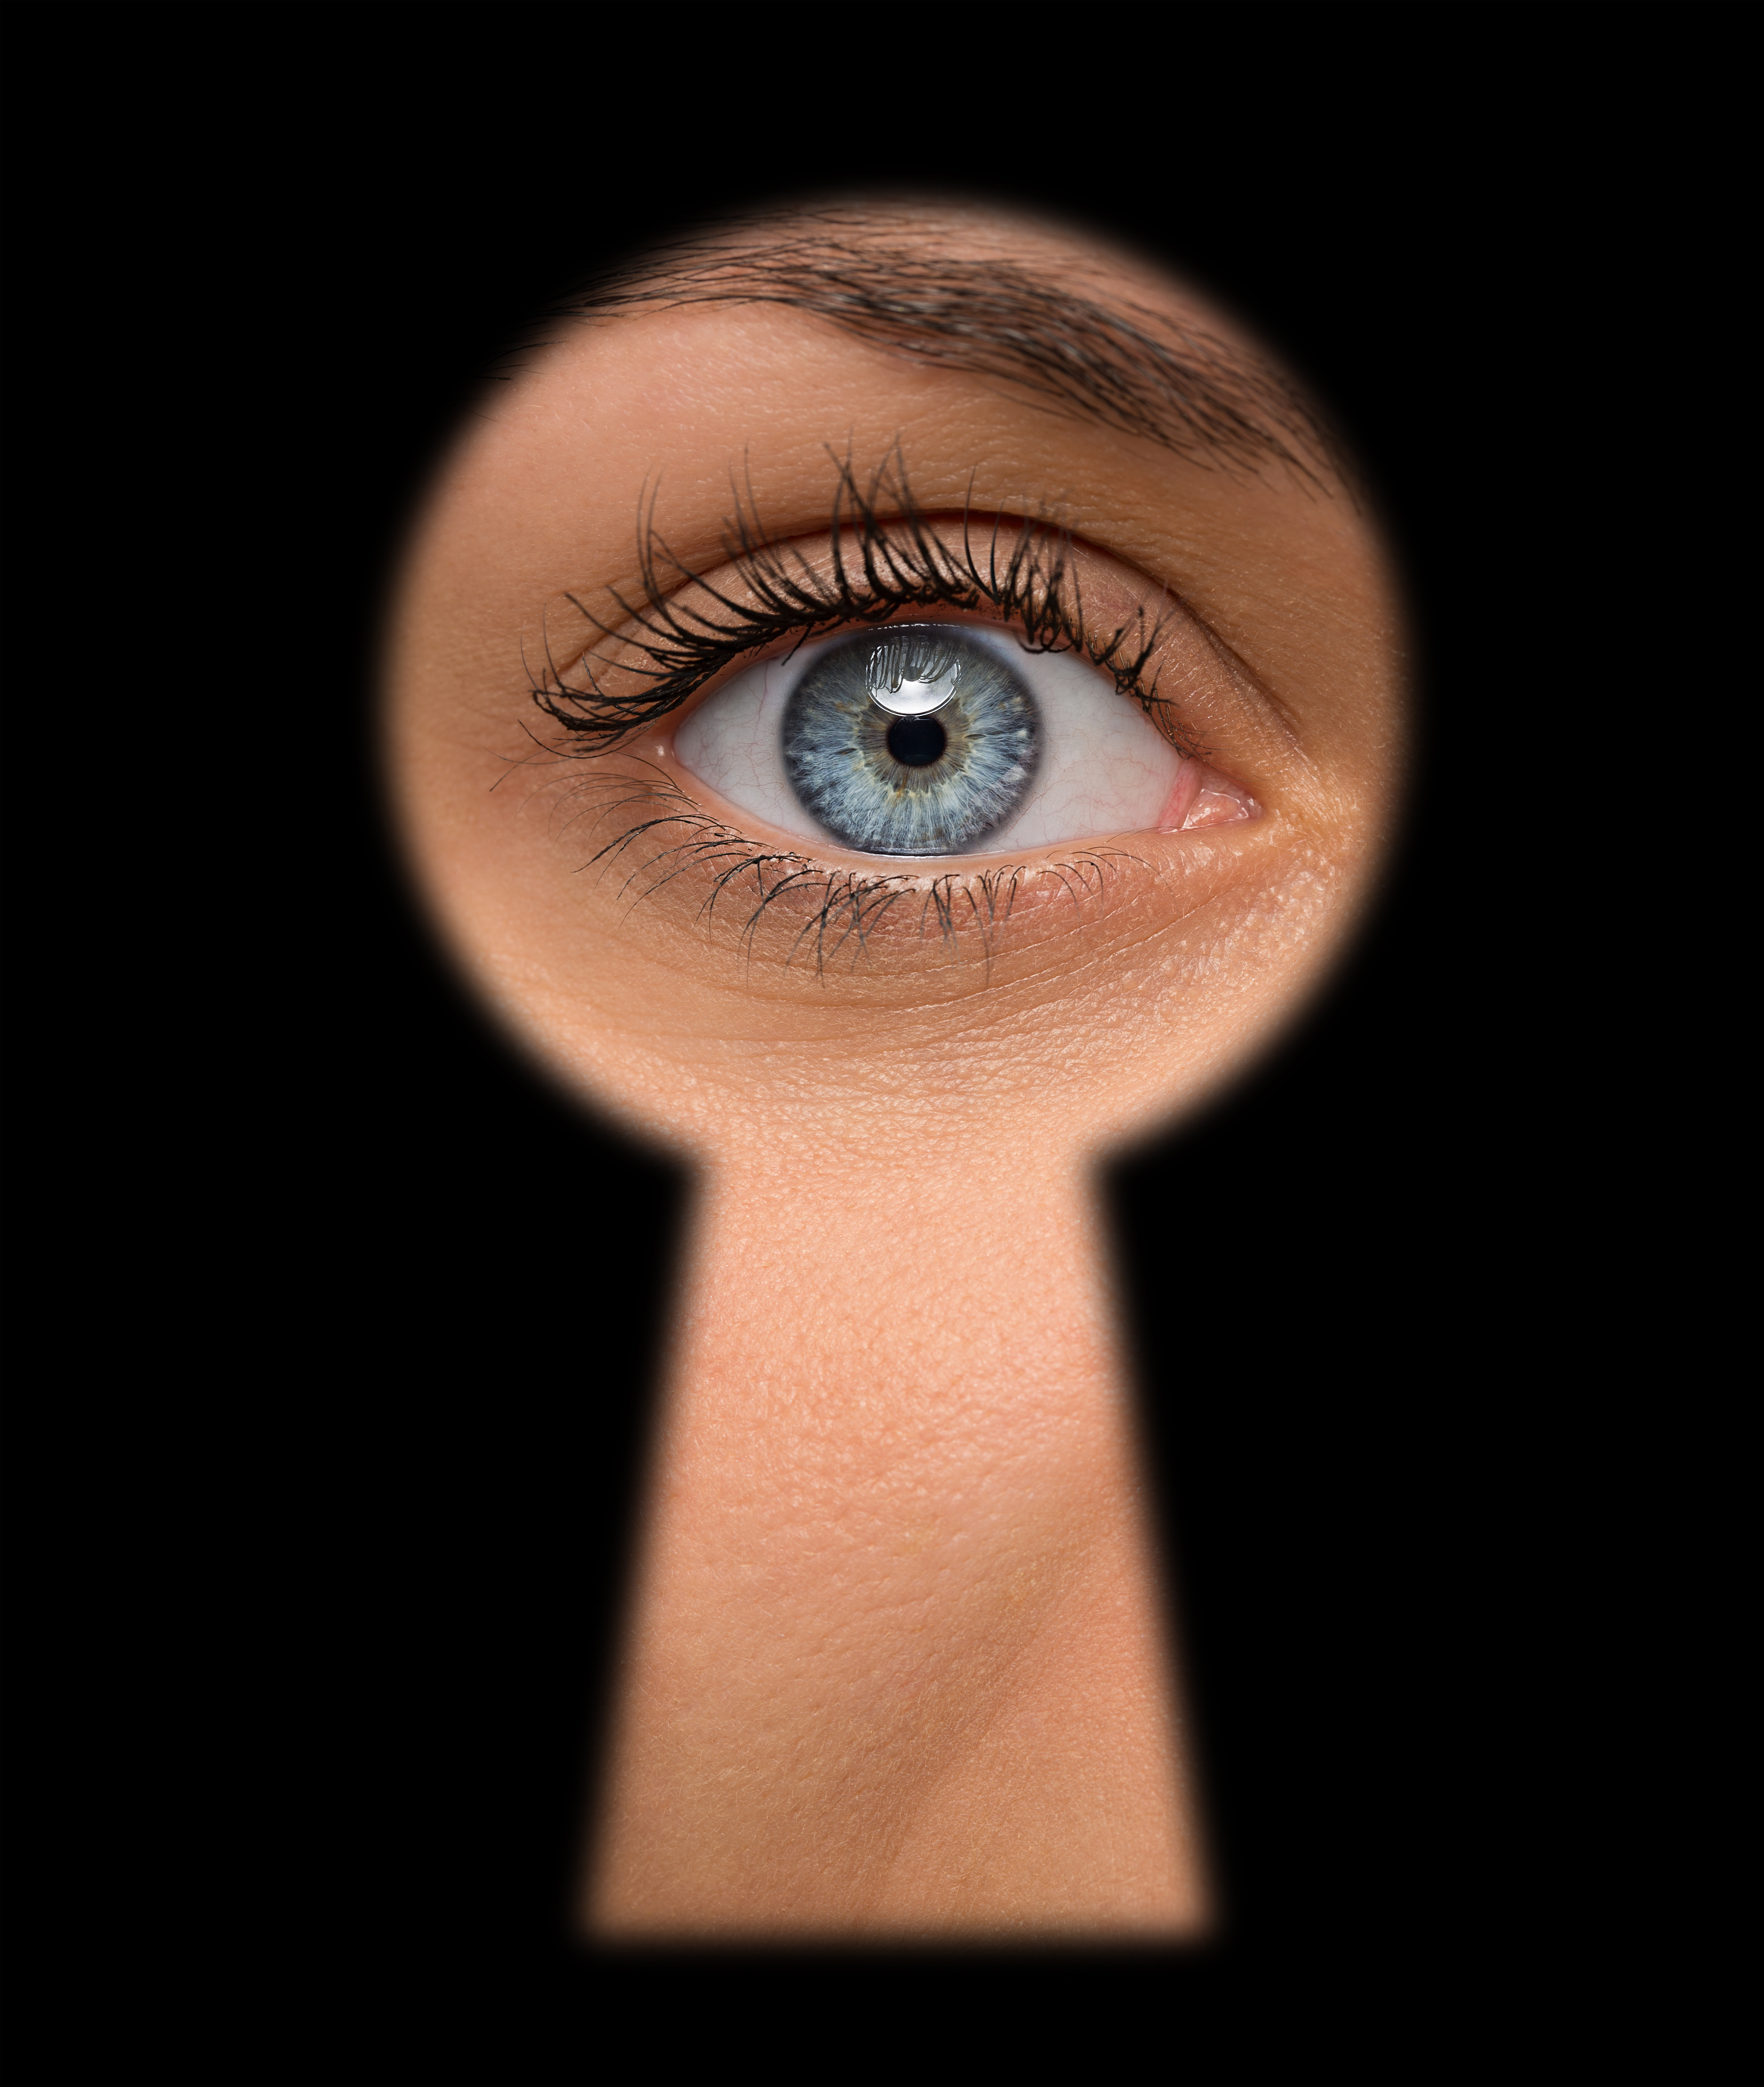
[2, 9, 1746, 2087]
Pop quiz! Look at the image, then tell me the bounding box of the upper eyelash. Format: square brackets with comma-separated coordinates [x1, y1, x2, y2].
[527, 441, 1200, 759]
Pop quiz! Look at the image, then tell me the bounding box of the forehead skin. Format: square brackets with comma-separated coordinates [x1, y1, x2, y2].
[385, 207, 1406, 1165]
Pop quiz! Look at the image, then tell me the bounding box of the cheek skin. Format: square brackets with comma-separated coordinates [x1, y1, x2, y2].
[586, 1160, 1211, 1936]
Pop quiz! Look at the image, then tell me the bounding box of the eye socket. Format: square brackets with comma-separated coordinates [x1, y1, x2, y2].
[673, 618, 1253, 860]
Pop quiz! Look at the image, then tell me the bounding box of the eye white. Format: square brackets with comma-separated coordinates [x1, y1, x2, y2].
[673, 625, 1182, 856]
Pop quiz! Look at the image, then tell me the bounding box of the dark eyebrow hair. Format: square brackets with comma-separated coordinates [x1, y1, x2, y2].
[547, 205, 1349, 495]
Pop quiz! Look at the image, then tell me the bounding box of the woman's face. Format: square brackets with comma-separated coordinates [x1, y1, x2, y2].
[385, 201, 1405, 1167]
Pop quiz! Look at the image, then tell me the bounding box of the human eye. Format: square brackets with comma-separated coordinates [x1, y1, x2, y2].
[677, 609, 1251, 855]
[524, 461, 1272, 966]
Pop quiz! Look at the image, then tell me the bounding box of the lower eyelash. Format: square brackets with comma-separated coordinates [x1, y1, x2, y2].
[527, 441, 1197, 759]
[558, 761, 1148, 981]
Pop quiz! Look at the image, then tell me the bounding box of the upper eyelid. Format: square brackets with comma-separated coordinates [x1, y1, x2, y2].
[652, 500, 1310, 765]
[530, 454, 1213, 758]
[544, 555, 1196, 758]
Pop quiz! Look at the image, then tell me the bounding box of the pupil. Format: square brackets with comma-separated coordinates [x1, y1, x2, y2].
[886, 714, 947, 768]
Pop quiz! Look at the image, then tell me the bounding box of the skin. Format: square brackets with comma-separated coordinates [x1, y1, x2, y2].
[385, 205, 1405, 1939]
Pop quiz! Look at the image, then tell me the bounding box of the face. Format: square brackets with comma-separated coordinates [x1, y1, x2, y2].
[385, 201, 1406, 1173]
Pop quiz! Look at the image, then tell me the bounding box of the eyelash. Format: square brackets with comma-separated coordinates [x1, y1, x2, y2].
[522, 445, 1182, 973]
[556, 753, 1147, 980]
[527, 442, 1198, 759]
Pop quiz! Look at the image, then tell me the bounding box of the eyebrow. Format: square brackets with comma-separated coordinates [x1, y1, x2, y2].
[549, 206, 1347, 494]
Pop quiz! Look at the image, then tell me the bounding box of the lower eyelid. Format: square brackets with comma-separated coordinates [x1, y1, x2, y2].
[546, 750, 1279, 990]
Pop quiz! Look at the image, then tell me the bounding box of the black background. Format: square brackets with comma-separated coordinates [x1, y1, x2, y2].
[3, 6, 1744, 2083]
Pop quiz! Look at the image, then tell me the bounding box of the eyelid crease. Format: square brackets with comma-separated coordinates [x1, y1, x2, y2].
[527, 442, 1209, 765]
[1193, 614, 1308, 751]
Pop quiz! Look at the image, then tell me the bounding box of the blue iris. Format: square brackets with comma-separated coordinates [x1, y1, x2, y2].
[781, 626, 1041, 856]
